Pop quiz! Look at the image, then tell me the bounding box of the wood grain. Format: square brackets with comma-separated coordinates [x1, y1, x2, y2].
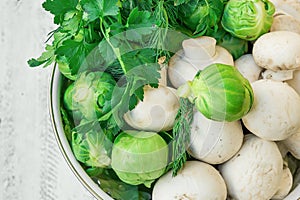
[0, 0, 96, 199]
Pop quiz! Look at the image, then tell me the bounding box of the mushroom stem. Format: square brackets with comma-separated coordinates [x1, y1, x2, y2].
[158, 63, 168, 86]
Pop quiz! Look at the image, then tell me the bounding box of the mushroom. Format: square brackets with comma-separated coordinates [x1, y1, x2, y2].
[282, 129, 300, 159]
[188, 111, 243, 164]
[269, 0, 300, 18]
[219, 134, 283, 200]
[261, 69, 294, 81]
[152, 161, 227, 200]
[123, 64, 180, 132]
[269, 0, 300, 34]
[272, 165, 293, 200]
[234, 54, 263, 82]
[271, 15, 300, 34]
[242, 79, 300, 141]
[168, 36, 234, 88]
[286, 69, 300, 95]
[252, 31, 300, 71]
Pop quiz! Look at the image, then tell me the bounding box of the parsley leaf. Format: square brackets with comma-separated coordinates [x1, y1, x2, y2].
[27, 44, 55, 67]
[179, 0, 225, 36]
[126, 8, 156, 29]
[55, 38, 97, 75]
[125, 8, 157, 42]
[174, 0, 191, 6]
[61, 10, 83, 35]
[42, 0, 79, 24]
[80, 0, 119, 22]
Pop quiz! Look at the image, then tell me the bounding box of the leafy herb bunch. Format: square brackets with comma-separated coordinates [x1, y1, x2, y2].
[28, 0, 231, 199]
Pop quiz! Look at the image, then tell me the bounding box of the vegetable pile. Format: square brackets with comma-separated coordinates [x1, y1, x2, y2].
[29, 0, 300, 199]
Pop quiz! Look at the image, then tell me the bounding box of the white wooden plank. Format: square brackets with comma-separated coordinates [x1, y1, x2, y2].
[0, 0, 97, 199]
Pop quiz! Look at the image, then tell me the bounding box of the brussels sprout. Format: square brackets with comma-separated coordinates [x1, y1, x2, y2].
[63, 71, 116, 120]
[221, 0, 275, 41]
[188, 63, 254, 122]
[111, 130, 169, 188]
[72, 126, 112, 168]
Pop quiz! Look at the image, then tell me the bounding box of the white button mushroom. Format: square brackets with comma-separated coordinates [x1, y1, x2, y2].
[123, 64, 180, 132]
[242, 79, 300, 141]
[188, 111, 243, 165]
[252, 31, 300, 71]
[219, 134, 283, 200]
[269, 0, 300, 34]
[168, 36, 234, 88]
[123, 84, 179, 132]
[152, 161, 227, 200]
[272, 166, 293, 200]
[261, 69, 294, 81]
[269, 0, 300, 19]
[287, 69, 300, 95]
[234, 54, 263, 83]
[282, 129, 300, 160]
[271, 15, 300, 34]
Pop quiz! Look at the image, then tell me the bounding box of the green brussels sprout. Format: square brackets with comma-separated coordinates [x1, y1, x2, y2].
[221, 0, 275, 41]
[72, 126, 112, 168]
[188, 63, 254, 122]
[63, 71, 116, 120]
[111, 130, 169, 188]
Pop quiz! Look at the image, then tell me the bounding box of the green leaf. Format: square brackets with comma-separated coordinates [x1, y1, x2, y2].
[42, 0, 79, 24]
[122, 49, 157, 72]
[61, 10, 83, 34]
[95, 169, 152, 200]
[55, 38, 97, 75]
[27, 44, 55, 67]
[80, 0, 119, 22]
[174, 0, 190, 6]
[180, 0, 225, 36]
[126, 8, 155, 29]
[125, 8, 157, 42]
[60, 107, 74, 141]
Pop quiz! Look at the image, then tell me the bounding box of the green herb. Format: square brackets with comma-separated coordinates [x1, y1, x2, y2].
[87, 168, 152, 200]
[28, 0, 252, 197]
[179, 0, 226, 36]
[172, 98, 194, 176]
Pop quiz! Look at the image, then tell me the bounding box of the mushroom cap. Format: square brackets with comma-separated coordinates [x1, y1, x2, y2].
[287, 69, 300, 95]
[253, 31, 300, 71]
[271, 15, 300, 34]
[123, 85, 179, 132]
[242, 79, 300, 141]
[188, 111, 243, 164]
[269, 0, 300, 17]
[282, 129, 300, 159]
[272, 166, 293, 199]
[219, 134, 283, 200]
[152, 161, 227, 200]
[234, 54, 263, 83]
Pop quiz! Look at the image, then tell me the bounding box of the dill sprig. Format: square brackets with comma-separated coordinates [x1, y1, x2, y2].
[172, 97, 194, 176]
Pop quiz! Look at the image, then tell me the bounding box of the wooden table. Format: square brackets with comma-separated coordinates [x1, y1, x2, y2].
[0, 0, 96, 199]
